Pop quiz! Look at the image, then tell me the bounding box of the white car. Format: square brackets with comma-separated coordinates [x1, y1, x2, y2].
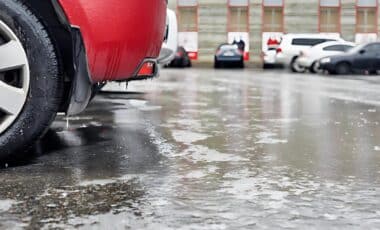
[262, 49, 278, 68]
[296, 41, 355, 73]
[158, 9, 178, 66]
[275, 34, 343, 72]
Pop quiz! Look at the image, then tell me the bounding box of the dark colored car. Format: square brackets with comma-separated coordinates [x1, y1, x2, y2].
[168, 47, 192, 68]
[319, 42, 380, 75]
[214, 44, 244, 68]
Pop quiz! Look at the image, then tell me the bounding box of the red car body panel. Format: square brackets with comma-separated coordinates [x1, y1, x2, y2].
[57, 0, 166, 83]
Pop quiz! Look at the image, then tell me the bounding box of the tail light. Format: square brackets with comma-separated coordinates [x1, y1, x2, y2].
[216, 49, 222, 56]
[137, 61, 155, 77]
[276, 48, 282, 54]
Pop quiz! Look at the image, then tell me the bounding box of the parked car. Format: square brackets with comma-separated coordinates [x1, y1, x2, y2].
[0, 0, 167, 157]
[319, 42, 380, 75]
[297, 41, 355, 73]
[168, 46, 192, 68]
[262, 49, 280, 69]
[275, 34, 342, 72]
[158, 9, 178, 66]
[214, 44, 244, 68]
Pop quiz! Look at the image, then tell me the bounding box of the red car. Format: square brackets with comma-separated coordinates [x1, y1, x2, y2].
[0, 0, 167, 157]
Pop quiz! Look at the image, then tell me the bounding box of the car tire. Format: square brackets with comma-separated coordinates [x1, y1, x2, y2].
[181, 59, 187, 68]
[214, 59, 220, 69]
[336, 62, 351, 75]
[290, 57, 306, 73]
[369, 70, 378, 75]
[0, 0, 63, 159]
[239, 59, 244, 69]
[328, 70, 336, 75]
[263, 63, 274, 69]
[310, 61, 322, 74]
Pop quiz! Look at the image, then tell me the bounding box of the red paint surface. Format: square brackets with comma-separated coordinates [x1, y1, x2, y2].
[188, 52, 198, 60]
[58, 0, 167, 82]
[243, 52, 249, 61]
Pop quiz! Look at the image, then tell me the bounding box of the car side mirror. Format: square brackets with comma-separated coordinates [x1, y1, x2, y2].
[359, 49, 366, 55]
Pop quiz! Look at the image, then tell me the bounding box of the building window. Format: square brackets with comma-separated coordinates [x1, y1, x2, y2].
[228, 0, 249, 32]
[319, 0, 340, 33]
[178, 0, 198, 32]
[262, 0, 284, 32]
[356, 0, 378, 33]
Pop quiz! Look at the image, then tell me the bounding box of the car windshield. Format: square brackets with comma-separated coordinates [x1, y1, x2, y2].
[220, 45, 238, 50]
[348, 44, 366, 54]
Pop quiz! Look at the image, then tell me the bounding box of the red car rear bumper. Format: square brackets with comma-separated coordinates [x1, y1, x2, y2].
[58, 0, 166, 83]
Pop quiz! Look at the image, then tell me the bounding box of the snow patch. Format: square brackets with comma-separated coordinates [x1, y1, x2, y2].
[256, 132, 288, 144]
[0, 199, 15, 212]
[183, 145, 247, 163]
[172, 130, 210, 144]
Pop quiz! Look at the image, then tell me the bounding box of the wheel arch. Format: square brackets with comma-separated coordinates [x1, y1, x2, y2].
[338, 60, 351, 64]
[20, 0, 74, 111]
[19, 0, 92, 114]
[335, 60, 353, 75]
[290, 55, 299, 64]
[336, 60, 352, 69]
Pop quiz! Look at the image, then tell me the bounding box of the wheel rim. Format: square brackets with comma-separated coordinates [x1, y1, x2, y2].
[292, 60, 305, 73]
[0, 20, 30, 134]
[313, 62, 322, 73]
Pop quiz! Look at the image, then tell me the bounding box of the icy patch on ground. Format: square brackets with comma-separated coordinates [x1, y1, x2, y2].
[79, 179, 116, 187]
[145, 122, 175, 156]
[255, 132, 288, 144]
[167, 118, 203, 130]
[139, 106, 162, 112]
[220, 175, 290, 211]
[182, 102, 209, 107]
[128, 99, 147, 108]
[182, 145, 248, 163]
[184, 170, 207, 179]
[127, 100, 162, 111]
[0, 200, 15, 212]
[266, 118, 299, 124]
[172, 130, 211, 144]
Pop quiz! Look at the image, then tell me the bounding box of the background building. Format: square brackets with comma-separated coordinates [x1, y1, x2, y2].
[168, 0, 380, 65]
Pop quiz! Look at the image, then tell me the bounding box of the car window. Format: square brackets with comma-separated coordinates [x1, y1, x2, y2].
[323, 45, 344, 51]
[364, 44, 380, 54]
[220, 45, 238, 50]
[323, 45, 353, 52]
[342, 45, 354, 52]
[349, 44, 366, 54]
[291, 38, 335, 46]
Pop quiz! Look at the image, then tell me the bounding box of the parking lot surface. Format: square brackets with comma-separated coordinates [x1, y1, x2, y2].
[1, 69, 380, 229]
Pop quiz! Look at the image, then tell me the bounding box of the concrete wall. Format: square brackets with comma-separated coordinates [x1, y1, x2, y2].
[341, 0, 357, 42]
[168, 0, 380, 65]
[198, 1, 227, 62]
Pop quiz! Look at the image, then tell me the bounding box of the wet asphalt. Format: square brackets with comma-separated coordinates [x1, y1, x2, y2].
[2, 68, 380, 229]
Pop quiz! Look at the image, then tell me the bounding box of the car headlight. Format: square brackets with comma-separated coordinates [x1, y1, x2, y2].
[320, 57, 331, 64]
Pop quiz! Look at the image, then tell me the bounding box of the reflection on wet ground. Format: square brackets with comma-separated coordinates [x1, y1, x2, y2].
[2, 69, 380, 228]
